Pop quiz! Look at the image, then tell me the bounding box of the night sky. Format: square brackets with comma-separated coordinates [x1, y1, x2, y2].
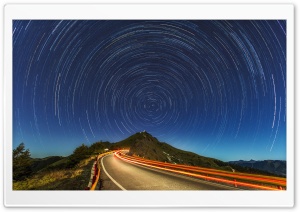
[13, 20, 286, 161]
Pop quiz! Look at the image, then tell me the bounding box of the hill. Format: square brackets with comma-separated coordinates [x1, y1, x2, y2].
[31, 156, 65, 172]
[111, 131, 284, 176]
[13, 131, 285, 190]
[112, 131, 232, 171]
[15, 131, 285, 189]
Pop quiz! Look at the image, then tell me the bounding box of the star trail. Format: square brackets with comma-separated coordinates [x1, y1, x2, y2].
[13, 20, 286, 161]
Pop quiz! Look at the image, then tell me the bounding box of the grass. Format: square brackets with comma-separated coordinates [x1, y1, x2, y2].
[13, 156, 96, 190]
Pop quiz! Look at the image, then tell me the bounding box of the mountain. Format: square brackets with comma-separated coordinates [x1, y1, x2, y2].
[110, 131, 285, 177]
[31, 156, 66, 172]
[112, 131, 233, 171]
[228, 160, 286, 177]
[26, 132, 285, 177]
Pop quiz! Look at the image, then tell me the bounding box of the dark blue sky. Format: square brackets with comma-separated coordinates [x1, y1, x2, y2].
[13, 20, 286, 161]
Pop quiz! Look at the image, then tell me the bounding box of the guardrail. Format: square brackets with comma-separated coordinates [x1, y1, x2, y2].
[114, 151, 286, 190]
[86, 151, 115, 190]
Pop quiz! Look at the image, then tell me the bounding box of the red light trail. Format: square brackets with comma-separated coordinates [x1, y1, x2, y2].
[114, 151, 285, 190]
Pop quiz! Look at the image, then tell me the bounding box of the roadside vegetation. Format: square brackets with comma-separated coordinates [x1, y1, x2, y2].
[13, 141, 110, 190]
[13, 132, 285, 190]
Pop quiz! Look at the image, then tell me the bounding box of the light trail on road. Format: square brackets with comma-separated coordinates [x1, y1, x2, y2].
[114, 151, 285, 190]
[100, 153, 235, 190]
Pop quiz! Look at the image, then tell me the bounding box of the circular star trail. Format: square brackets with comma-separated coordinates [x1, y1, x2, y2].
[13, 20, 286, 161]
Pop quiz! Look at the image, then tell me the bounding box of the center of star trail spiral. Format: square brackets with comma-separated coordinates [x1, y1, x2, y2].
[13, 20, 286, 161]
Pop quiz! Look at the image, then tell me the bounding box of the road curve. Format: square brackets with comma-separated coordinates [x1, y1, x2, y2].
[99, 153, 238, 190]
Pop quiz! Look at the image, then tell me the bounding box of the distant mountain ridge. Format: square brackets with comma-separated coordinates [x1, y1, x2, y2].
[228, 160, 286, 177]
[30, 131, 286, 177]
[31, 156, 65, 172]
[111, 131, 284, 177]
[115, 131, 232, 171]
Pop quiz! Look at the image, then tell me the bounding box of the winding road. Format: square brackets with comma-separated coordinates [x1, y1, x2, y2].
[99, 153, 238, 190]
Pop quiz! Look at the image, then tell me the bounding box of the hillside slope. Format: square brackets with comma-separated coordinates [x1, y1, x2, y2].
[31, 156, 65, 172]
[114, 131, 233, 171]
[25, 132, 285, 181]
[111, 131, 285, 177]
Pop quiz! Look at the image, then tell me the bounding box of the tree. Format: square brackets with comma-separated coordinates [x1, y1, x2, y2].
[66, 144, 91, 168]
[89, 141, 105, 154]
[13, 143, 32, 181]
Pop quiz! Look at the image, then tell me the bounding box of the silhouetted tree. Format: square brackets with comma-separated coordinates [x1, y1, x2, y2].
[13, 143, 32, 181]
[67, 144, 91, 168]
[89, 141, 105, 154]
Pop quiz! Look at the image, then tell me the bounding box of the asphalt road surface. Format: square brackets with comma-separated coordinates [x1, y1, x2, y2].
[99, 153, 238, 190]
